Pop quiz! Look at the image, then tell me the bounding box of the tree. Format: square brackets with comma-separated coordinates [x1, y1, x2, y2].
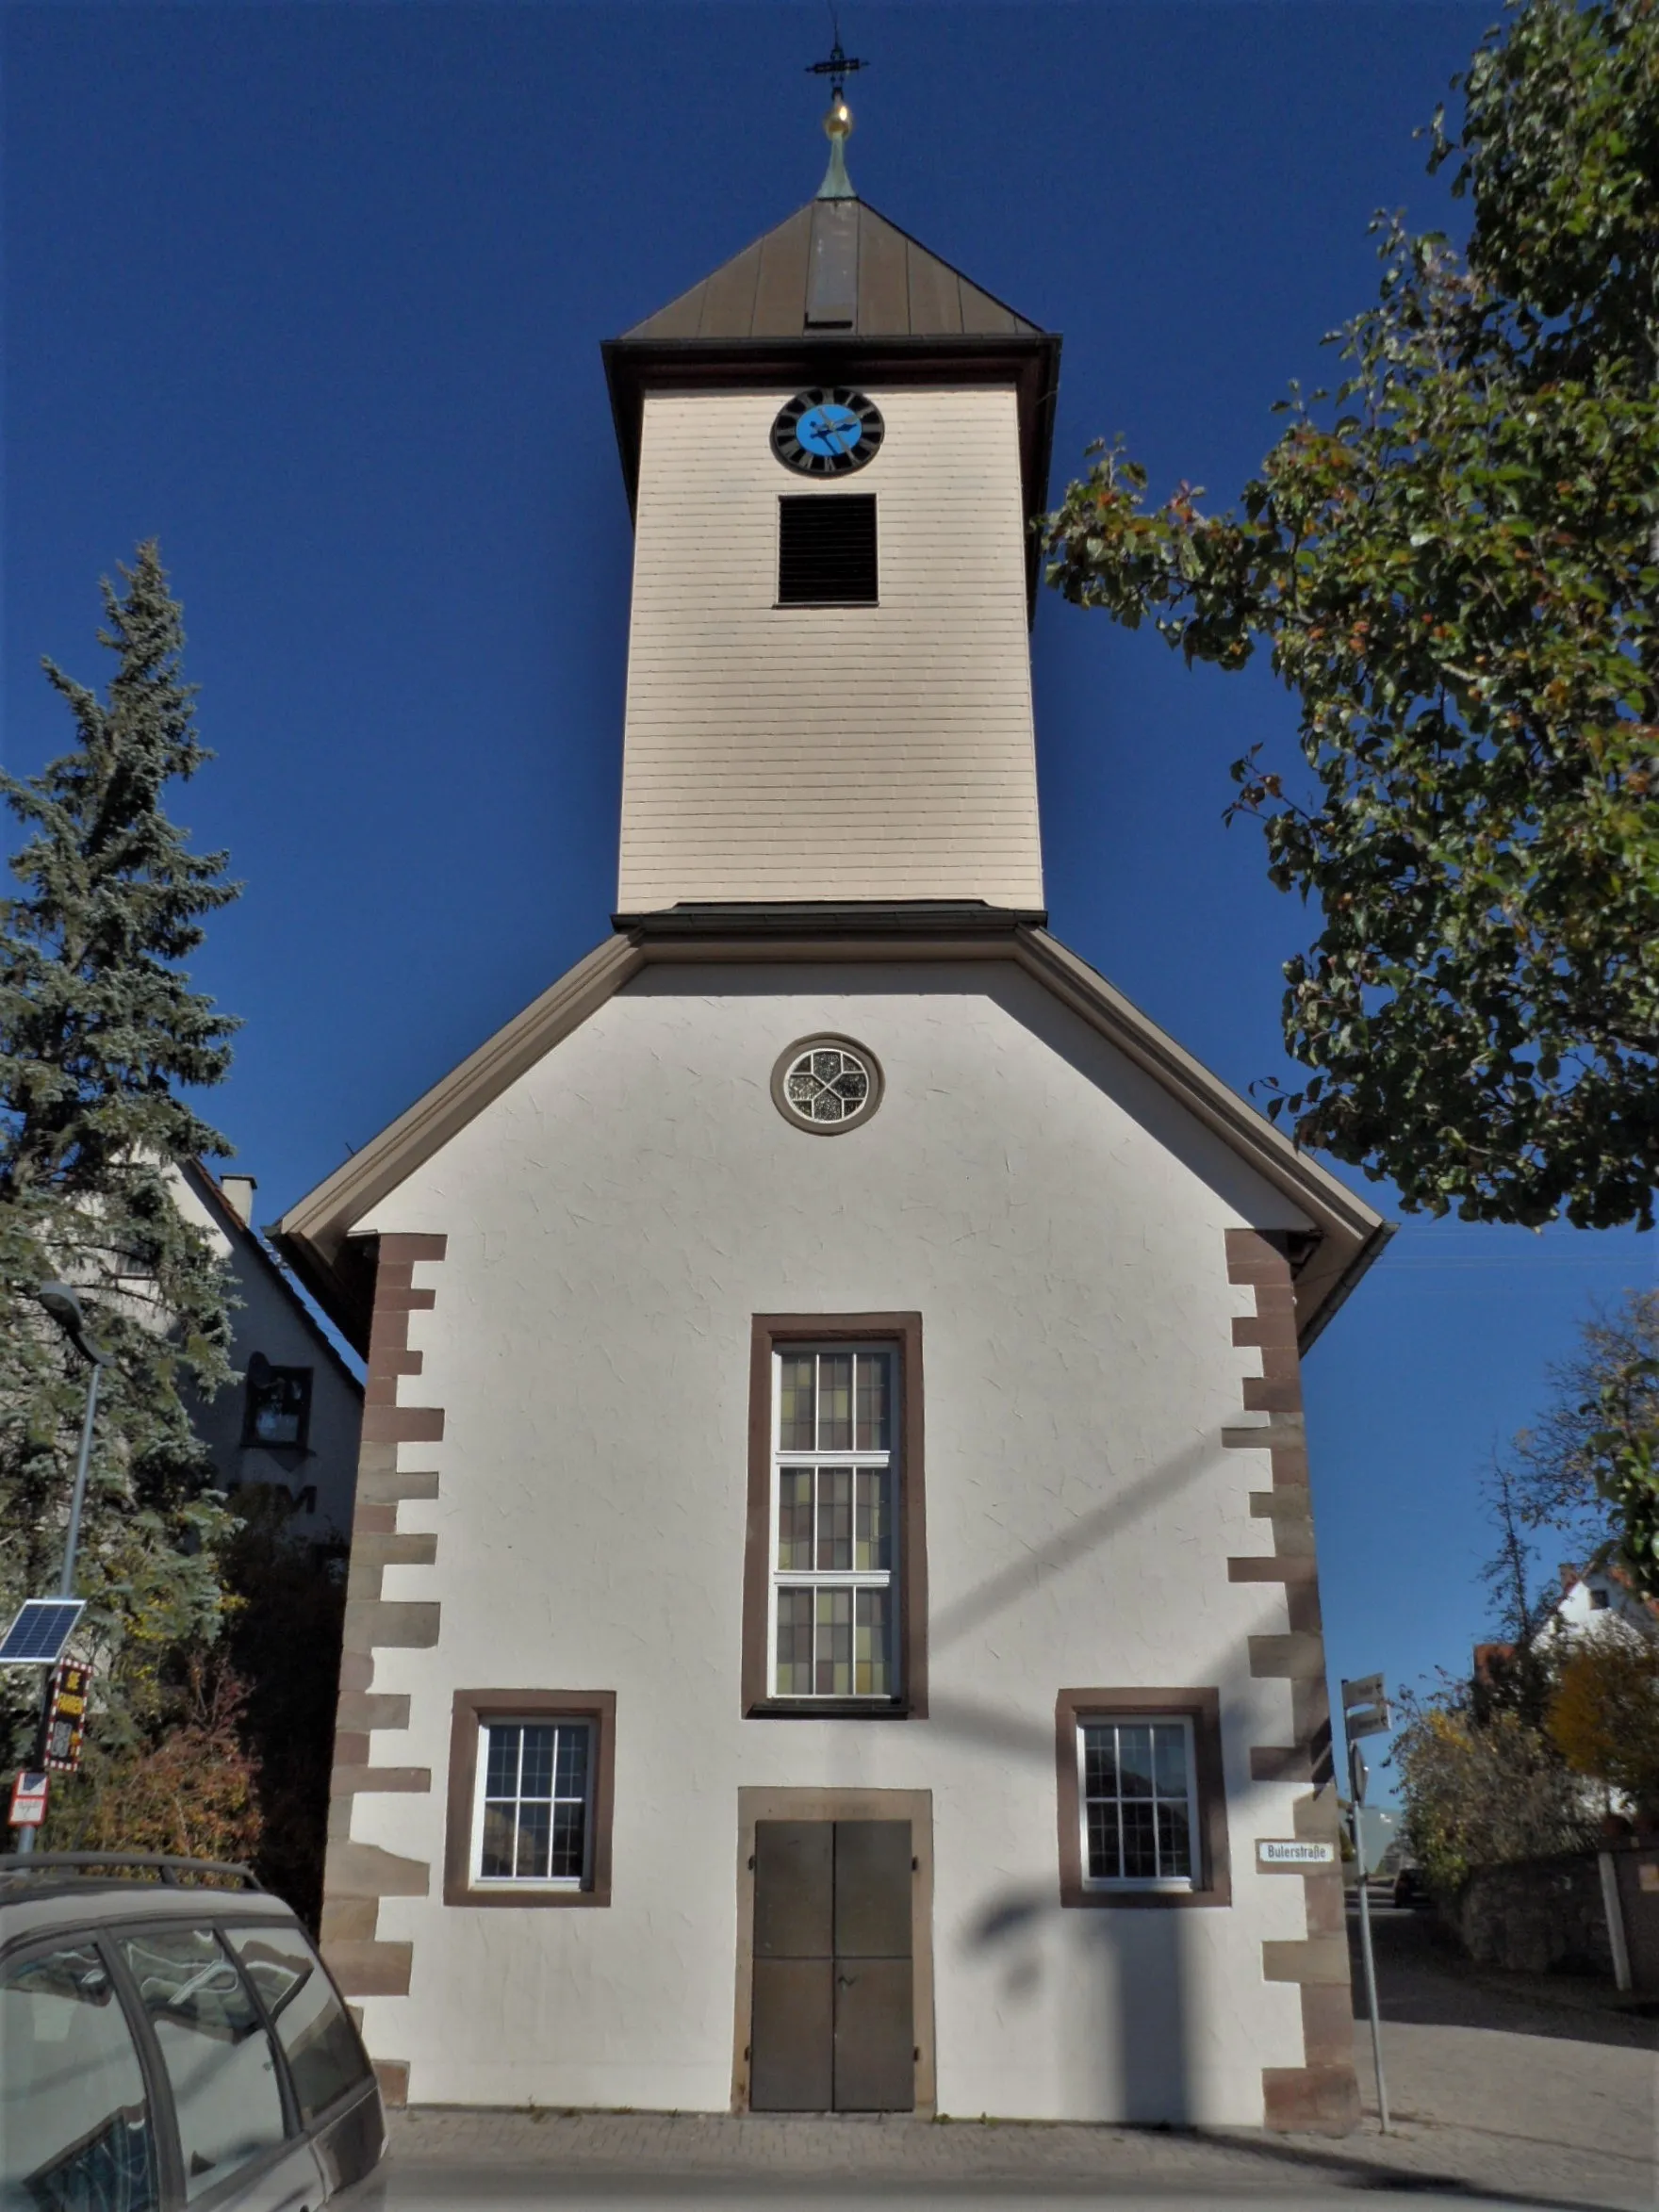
[1487, 1289, 1659, 1595]
[1548, 1621, 1659, 1820]
[1044, 0, 1659, 1231]
[0, 543, 242, 1774]
[1393, 1686, 1593, 1891]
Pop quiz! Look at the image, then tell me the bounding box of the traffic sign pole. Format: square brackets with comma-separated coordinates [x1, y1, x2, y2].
[1342, 1684, 1392, 2134]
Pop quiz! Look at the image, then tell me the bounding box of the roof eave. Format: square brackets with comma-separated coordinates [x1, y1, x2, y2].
[276, 910, 1387, 1356]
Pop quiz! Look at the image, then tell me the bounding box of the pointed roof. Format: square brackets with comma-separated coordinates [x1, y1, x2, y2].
[623, 198, 1044, 344]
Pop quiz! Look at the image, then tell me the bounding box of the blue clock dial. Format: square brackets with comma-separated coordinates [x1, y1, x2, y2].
[771, 387, 884, 477]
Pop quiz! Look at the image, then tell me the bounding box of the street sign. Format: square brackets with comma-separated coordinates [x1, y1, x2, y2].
[8, 1771, 49, 1827]
[1342, 1673, 1386, 1712]
[1345, 1702, 1390, 1739]
[43, 1659, 91, 1775]
[1256, 1838, 1338, 1871]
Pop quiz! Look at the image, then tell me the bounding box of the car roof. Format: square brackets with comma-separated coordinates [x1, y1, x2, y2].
[1, 1876, 304, 1958]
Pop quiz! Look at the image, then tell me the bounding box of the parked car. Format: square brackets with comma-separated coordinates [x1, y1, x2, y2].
[1, 1851, 385, 2212]
[1392, 1863, 1427, 1909]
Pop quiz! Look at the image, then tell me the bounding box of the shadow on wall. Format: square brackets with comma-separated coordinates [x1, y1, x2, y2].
[964, 1882, 1196, 2122]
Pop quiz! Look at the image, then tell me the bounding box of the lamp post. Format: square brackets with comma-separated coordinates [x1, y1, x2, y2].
[16, 1284, 107, 1857]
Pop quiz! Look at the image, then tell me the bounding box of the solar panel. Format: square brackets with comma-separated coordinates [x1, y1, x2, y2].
[0, 1599, 85, 1666]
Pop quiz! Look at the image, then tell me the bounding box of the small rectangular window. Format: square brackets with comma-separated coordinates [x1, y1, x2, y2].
[443, 1691, 616, 1907]
[242, 1365, 312, 1450]
[473, 1719, 593, 1887]
[1054, 1689, 1231, 1908]
[1078, 1717, 1198, 1888]
[778, 495, 878, 606]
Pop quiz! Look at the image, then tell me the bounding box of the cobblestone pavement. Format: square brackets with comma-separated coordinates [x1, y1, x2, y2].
[375, 1908, 1656, 2211]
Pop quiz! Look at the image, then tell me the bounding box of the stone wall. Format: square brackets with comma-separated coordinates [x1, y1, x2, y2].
[1449, 1852, 1613, 1977]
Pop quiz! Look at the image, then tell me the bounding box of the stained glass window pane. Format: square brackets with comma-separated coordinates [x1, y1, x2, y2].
[818, 1354, 852, 1450]
[854, 1354, 890, 1449]
[776, 1590, 813, 1695]
[778, 1468, 813, 1569]
[780, 1354, 815, 1449]
[854, 1469, 889, 1569]
[817, 1468, 852, 1569]
[815, 1589, 852, 1695]
[854, 1588, 890, 1695]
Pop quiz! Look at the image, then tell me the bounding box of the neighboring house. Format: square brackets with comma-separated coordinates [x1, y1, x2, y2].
[276, 126, 1389, 2130]
[172, 1161, 362, 1544]
[1546, 1558, 1656, 1645]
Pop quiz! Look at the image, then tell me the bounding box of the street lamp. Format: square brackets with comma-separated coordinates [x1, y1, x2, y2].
[15, 1284, 108, 1857]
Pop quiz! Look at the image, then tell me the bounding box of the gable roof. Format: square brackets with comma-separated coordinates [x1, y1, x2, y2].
[276, 907, 1389, 1357]
[623, 198, 1045, 344]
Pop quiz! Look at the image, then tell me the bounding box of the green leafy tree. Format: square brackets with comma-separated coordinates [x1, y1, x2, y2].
[1044, 0, 1659, 1230]
[0, 543, 242, 1776]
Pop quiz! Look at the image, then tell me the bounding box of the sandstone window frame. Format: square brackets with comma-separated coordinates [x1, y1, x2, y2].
[443, 1690, 616, 1908]
[743, 1316, 926, 1720]
[1055, 1688, 1231, 1909]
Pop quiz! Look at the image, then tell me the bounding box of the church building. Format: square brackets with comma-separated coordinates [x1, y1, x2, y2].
[279, 90, 1388, 2132]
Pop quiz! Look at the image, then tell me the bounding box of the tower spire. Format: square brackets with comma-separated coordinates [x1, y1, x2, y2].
[805, 23, 866, 200]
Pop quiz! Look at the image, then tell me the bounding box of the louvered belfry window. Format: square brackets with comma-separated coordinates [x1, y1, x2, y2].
[777, 495, 878, 606]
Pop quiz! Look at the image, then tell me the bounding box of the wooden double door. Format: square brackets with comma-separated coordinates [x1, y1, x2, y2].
[749, 1819, 914, 2112]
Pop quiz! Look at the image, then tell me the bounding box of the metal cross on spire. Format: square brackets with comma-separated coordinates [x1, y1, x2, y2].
[805, 15, 868, 100]
[807, 15, 865, 200]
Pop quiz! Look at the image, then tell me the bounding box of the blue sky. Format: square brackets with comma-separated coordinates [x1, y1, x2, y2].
[4, 1, 1651, 1760]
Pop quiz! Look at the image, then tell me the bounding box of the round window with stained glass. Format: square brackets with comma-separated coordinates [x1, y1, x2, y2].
[771, 1037, 883, 1135]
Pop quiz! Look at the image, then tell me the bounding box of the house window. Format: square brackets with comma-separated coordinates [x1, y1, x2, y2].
[777, 494, 878, 606]
[1588, 1587, 1610, 1611]
[474, 1719, 592, 1886]
[1054, 1689, 1231, 1908]
[773, 1346, 896, 1698]
[242, 1363, 312, 1450]
[443, 1690, 616, 1907]
[1077, 1716, 1198, 1888]
[743, 1316, 926, 1719]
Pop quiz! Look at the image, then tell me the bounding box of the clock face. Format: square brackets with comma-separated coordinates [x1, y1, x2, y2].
[771, 388, 885, 476]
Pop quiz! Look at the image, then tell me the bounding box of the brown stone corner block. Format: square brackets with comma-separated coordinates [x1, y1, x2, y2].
[324, 1939, 414, 1998]
[374, 2061, 411, 2109]
[1249, 1744, 1312, 1783]
[343, 1599, 441, 1651]
[331, 1764, 433, 1797]
[361, 1403, 445, 1447]
[327, 1839, 432, 1899]
[1262, 2063, 1360, 2135]
[1249, 1631, 1326, 1681]
[1262, 1935, 1350, 1986]
[380, 1233, 449, 1265]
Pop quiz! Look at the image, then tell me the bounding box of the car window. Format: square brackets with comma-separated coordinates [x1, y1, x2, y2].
[117, 1926, 287, 2201]
[225, 1925, 371, 2124]
[0, 1940, 157, 2212]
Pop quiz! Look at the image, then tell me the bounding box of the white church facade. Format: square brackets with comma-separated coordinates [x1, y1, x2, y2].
[279, 120, 1388, 2132]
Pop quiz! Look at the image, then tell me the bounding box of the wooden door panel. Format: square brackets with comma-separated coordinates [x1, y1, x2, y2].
[832, 1958, 915, 2111]
[754, 1821, 832, 1958]
[832, 1822, 912, 1958]
[749, 1959, 833, 2111]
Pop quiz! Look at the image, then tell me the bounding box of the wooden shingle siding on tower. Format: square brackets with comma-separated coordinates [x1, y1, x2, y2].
[618, 387, 1043, 911]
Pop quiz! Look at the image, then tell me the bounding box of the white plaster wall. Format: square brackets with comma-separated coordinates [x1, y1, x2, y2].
[351, 962, 1320, 2122]
[617, 387, 1044, 909]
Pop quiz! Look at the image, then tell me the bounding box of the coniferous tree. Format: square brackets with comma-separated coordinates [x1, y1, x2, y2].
[0, 543, 242, 1773]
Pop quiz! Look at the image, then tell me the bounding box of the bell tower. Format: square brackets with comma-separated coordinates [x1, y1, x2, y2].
[603, 88, 1061, 916]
